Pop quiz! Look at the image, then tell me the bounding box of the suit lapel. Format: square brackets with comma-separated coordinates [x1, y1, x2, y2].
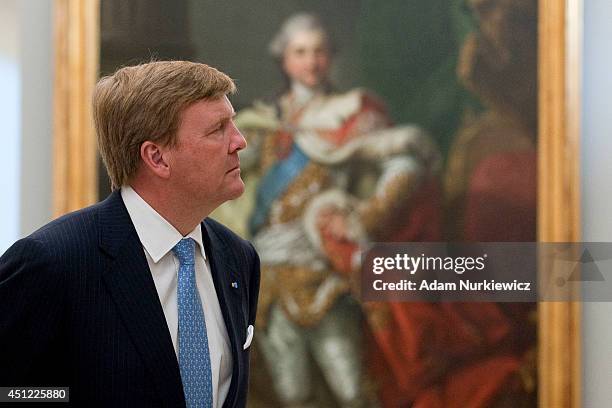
[202, 220, 244, 408]
[98, 191, 185, 407]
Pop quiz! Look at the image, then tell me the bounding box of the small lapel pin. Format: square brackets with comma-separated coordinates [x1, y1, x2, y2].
[231, 281, 239, 289]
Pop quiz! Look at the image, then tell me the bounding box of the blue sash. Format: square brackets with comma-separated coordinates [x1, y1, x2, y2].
[249, 143, 309, 235]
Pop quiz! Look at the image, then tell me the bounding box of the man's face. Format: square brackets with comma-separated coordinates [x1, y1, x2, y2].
[166, 96, 246, 210]
[282, 29, 331, 89]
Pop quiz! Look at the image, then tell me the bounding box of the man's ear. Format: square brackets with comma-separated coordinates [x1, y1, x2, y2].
[140, 141, 171, 179]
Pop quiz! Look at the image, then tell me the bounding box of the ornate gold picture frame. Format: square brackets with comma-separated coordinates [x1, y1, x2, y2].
[51, 0, 582, 405]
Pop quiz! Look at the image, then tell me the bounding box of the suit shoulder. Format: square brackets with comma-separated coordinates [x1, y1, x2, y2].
[0, 233, 63, 289]
[26, 201, 104, 255]
[204, 218, 255, 253]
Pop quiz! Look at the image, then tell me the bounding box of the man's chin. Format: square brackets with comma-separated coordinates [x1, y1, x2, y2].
[226, 181, 245, 200]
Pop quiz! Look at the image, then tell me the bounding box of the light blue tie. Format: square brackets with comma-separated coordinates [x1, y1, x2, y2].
[173, 238, 213, 408]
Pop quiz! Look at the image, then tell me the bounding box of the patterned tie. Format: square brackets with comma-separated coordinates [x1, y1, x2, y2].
[173, 238, 213, 408]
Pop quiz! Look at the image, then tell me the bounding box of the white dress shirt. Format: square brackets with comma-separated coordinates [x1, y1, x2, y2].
[121, 186, 233, 408]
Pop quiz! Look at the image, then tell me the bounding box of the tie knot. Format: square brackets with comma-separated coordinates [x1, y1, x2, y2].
[172, 238, 196, 266]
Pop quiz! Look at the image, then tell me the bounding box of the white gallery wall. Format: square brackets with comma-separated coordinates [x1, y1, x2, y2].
[0, 0, 20, 253]
[18, 0, 53, 240]
[0, 0, 53, 254]
[582, 0, 612, 406]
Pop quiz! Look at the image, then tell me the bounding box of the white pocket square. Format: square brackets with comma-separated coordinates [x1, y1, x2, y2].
[243, 325, 254, 350]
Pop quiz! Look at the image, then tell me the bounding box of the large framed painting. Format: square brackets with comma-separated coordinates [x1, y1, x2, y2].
[52, 0, 581, 406]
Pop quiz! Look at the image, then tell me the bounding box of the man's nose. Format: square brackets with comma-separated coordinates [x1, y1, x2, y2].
[229, 123, 247, 152]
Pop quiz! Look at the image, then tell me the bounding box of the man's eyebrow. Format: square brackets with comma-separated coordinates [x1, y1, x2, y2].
[222, 111, 237, 122]
[220, 110, 236, 120]
[205, 112, 236, 131]
[221, 112, 237, 123]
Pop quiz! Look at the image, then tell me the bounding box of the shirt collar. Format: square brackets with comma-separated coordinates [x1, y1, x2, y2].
[120, 185, 206, 263]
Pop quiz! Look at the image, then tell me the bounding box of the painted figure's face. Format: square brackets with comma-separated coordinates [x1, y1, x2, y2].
[282, 29, 331, 89]
[166, 96, 247, 210]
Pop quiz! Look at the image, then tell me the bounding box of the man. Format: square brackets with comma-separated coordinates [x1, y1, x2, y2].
[0, 61, 260, 408]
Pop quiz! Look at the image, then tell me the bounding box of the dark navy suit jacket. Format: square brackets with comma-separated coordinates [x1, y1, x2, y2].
[0, 190, 260, 407]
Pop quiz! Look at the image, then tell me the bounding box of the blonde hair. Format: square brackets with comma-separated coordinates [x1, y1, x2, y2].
[93, 60, 236, 190]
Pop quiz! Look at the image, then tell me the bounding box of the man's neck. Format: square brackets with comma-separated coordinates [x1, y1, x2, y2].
[127, 183, 210, 236]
